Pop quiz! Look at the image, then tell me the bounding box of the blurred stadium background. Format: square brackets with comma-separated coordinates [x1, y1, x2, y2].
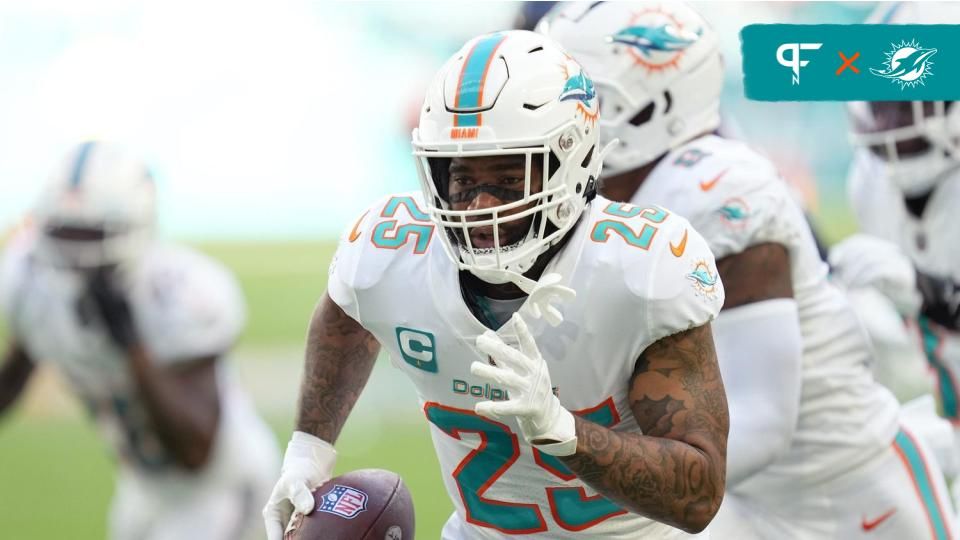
[0, 1, 880, 538]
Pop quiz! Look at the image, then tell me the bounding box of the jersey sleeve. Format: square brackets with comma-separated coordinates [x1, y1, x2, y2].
[642, 216, 725, 347]
[327, 204, 377, 323]
[686, 161, 803, 262]
[326, 192, 426, 324]
[132, 247, 246, 366]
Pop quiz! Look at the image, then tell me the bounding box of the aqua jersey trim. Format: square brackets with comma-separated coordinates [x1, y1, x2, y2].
[918, 316, 958, 420]
[894, 428, 952, 540]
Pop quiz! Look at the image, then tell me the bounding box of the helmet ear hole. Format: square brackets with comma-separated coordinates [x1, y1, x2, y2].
[548, 151, 561, 179]
[580, 145, 595, 169]
[629, 102, 656, 127]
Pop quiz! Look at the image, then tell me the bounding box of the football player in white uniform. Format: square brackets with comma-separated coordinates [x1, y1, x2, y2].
[0, 142, 280, 540]
[843, 0, 960, 512]
[543, 2, 956, 538]
[828, 232, 934, 402]
[264, 30, 730, 539]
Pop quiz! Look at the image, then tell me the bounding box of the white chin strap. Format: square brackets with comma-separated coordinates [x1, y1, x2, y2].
[471, 267, 542, 293]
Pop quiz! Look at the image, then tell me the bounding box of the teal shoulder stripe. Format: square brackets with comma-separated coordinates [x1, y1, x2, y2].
[895, 429, 951, 540]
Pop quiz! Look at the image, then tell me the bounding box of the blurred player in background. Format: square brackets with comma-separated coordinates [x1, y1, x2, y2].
[842, 0, 960, 505]
[0, 141, 279, 540]
[265, 30, 730, 539]
[513, 1, 557, 32]
[543, 1, 956, 538]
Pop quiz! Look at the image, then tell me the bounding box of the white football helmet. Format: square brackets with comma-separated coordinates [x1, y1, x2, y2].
[848, 2, 960, 196]
[538, 1, 722, 175]
[33, 141, 156, 268]
[412, 30, 605, 285]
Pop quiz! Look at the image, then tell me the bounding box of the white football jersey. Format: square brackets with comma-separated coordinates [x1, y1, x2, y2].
[849, 149, 960, 420]
[0, 230, 277, 489]
[630, 135, 900, 490]
[328, 192, 723, 539]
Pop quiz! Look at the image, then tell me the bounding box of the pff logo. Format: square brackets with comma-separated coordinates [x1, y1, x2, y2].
[776, 42, 823, 85]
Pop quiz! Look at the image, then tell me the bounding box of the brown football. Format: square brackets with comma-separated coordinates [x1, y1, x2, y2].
[284, 469, 414, 540]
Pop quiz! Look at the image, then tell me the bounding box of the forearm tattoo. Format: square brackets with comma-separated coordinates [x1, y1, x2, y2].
[294, 295, 380, 442]
[559, 324, 729, 532]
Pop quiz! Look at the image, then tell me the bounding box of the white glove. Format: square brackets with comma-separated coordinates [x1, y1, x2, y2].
[829, 233, 921, 316]
[262, 431, 337, 540]
[471, 313, 577, 456]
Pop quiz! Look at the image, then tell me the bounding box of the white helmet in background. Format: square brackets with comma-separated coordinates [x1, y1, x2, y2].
[848, 2, 960, 196]
[34, 141, 156, 268]
[412, 30, 605, 285]
[538, 1, 722, 175]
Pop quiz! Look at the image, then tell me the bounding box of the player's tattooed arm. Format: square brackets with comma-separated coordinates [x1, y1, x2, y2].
[559, 323, 728, 533]
[0, 343, 35, 416]
[716, 242, 793, 308]
[295, 293, 380, 443]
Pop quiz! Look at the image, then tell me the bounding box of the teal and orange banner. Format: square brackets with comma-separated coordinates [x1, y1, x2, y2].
[741, 24, 960, 101]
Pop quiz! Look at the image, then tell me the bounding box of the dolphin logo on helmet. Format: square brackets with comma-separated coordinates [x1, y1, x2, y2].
[608, 24, 702, 57]
[559, 70, 596, 105]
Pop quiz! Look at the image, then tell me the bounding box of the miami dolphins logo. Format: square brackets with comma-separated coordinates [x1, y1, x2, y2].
[870, 39, 937, 90]
[609, 7, 701, 73]
[559, 56, 598, 124]
[559, 71, 596, 104]
[719, 206, 746, 220]
[717, 197, 750, 230]
[687, 260, 720, 300]
[610, 24, 701, 55]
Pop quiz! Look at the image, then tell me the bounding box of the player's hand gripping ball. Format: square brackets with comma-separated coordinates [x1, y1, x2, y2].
[283, 469, 414, 540]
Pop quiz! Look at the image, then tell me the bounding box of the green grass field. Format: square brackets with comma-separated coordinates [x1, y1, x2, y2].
[0, 240, 452, 539]
[0, 415, 449, 539]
